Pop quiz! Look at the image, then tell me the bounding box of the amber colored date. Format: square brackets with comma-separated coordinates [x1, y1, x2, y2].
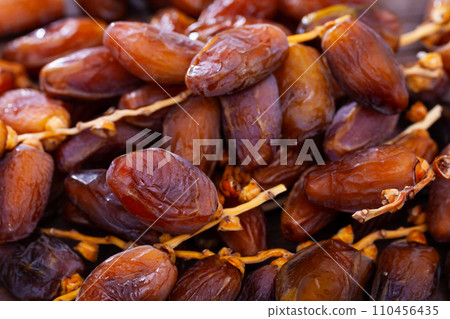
[276, 239, 373, 300]
[221, 75, 282, 171]
[281, 170, 337, 243]
[77, 0, 128, 22]
[219, 206, 267, 256]
[172, 0, 213, 17]
[394, 130, 438, 164]
[0, 144, 54, 244]
[0, 120, 7, 157]
[168, 256, 241, 301]
[56, 122, 143, 173]
[371, 240, 440, 301]
[118, 83, 185, 130]
[106, 149, 220, 234]
[0, 233, 84, 301]
[77, 246, 177, 301]
[163, 96, 221, 175]
[324, 102, 399, 161]
[150, 8, 195, 34]
[65, 170, 160, 244]
[304, 145, 418, 212]
[3, 18, 106, 71]
[40, 47, 141, 100]
[199, 0, 278, 22]
[186, 24, 288, 96]
[274, 44, 335, 141]
[322, 17, 408, 115]
[0, 89, 69, 134]
[0, 69, 14, 95]
[104, 22, 204, 84]
[427, 145, 450, 242]
[238, 264, 278, 301]
[279, 0, 372, 20]
[0, 0, 65, 37]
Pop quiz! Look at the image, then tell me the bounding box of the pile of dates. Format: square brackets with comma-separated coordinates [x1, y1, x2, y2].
[0, 0, 449, 301]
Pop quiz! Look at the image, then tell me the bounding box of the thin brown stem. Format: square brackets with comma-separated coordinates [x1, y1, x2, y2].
[353, 224, 428, 251]
[400, 22, 450, 47]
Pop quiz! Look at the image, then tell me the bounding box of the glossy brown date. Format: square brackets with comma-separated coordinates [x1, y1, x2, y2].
[118, 83, 185, 130]
[168, 256, 241, 301]
[163, 96, 221, 175]
[0, 233, 84, 301]
[0, 0, 64, 37]
[274, 44, 335, 141]
[221, 74, 282, 171]
[238, 264, 278, 301]
[186, 24, 288, 96]
[0, 144, 54, 244]
[106, 148, 220, 234]
[40, 46, 141, 100]
[324, 102, 399, 161]
[393, 130, 438, 164]
[276, 239, 373, 300]
[172, 0, 213, 17]
[150, 7, 195, 34]
[77, 246, 177, 301]
[0, 120, 7, 157]
[219, 206, 267, 256]
[0, 69, 14, 95]
[279, 0, 372, 20]
[77, 0, 128, 22]
[427, 145, 450, 242]
[304, 145, 418, 212]
[371, 239, 440, 301]
[104, 22, 204, 84]
[281, 170, 337, 243]
[0, 89, 69, 134]
[65, 170, 160, 244]
[3, 18, 106, 71]
[198, 0, 278, 22]
[322, 17, 408, 115]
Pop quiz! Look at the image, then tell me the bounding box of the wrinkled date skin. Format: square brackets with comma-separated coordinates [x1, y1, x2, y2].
[3, 18, 106, 71]
[104, 22, 204, 84]
[186, 24, 289, 97]
[65, 170, 160, 244]
[252, 148, 308, 189]
[77, 0, 128, 22]
[304, 145, 418, 212]
[219, 206, 267, 256]
[0, 89, 69, 134]
[198, 0, 278, 22]
[274, 44, 335, 141]
[163, 96, 221, 175]
[168, 256, 241, 301]
[238, 264, 278, 301]
[187, 15, 291, 43]
[0, 233, 84, 301]
[150, 8, 196, 34]
[394, 130, 438, 164]
[371, 240, 440, 301]
[0, 0, 65, 37]
[0, 144, 54, 244]
[172, 0, 214, 17]
[106, 148, 220, 234]
[281, 170, 337, 243]
[40, 47, 142, 100]
[221, 75, 282, 171]
[324, 102, 399, 161]
[322, 17, 408, 115]
[280, 0, 372, 20]
[118, 83, 185, 130]
[56, 122, 143, 173]
[276, 239, 373, 301]
[77, 246, 177, 301]
[428, 145, 450, 242]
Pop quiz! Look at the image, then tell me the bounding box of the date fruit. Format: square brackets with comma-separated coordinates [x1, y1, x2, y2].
[238, 264, 278, 301]
[186, 24, 288, 96]
[77, 246, 177, 301]
[172, 0, 214, 17]
[106, 148, 220, 234]
[198, 0, 278, 22]
[77, 0, 128, 22]
[150, 8, 195, 34]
